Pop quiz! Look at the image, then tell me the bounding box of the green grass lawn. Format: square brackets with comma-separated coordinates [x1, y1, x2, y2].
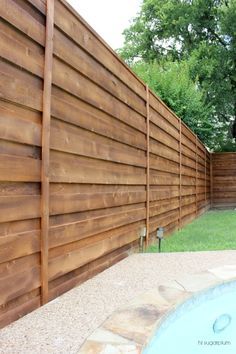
[148, 210, 236, 253]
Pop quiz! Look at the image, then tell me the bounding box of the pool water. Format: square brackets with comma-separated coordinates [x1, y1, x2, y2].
[144, 281, 236, 354]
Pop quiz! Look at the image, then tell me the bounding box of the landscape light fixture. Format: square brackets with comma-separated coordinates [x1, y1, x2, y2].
[156, 227, 164, 252]
[139, 226, 147, 253]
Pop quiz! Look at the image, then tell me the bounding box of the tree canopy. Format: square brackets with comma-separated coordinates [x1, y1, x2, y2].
[132, 59, 214, 144]
[119, 0, 236, 151]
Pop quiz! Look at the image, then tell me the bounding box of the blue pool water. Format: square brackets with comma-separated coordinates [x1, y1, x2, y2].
[144, 281, 236, 354]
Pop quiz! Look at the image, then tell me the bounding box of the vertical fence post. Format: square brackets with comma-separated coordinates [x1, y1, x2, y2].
[41, 0, 54, 305]
[205, 150, 207, 208]
[146, 85, 150, 246]
[195, 137, 198, 216]
[210, 153, 213, 208]
[179, 120, 182, 229]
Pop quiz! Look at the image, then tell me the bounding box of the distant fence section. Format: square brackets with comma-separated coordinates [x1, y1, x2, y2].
[211, 153, 236, 209]
[0, 0, 211, 327]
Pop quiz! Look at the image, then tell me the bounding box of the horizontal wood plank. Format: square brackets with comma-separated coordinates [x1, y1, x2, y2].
[50, 118, 146, 167]
[0, 155, 41, 182]
[50, 151, 146, 185]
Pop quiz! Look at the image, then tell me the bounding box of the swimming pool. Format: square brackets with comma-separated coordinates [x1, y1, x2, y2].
[144, 281, 236, 354]
[79, 265, 236, 353]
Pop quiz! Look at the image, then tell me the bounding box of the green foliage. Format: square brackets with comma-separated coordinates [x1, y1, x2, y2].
[214, 138, 236, 152]
[147, 210, 236, 252]
[132, 60, 214, 146]
[119, 0, 236, 151]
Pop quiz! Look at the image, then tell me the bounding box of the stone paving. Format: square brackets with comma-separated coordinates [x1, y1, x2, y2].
[79, 265, 236, 353]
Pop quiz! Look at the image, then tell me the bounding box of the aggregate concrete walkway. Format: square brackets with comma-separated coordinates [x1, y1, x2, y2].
[1, 251, 236, 354]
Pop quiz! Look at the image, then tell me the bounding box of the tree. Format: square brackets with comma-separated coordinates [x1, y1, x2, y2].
[119, 0, 236, 150]
[132, 59, 214, 146]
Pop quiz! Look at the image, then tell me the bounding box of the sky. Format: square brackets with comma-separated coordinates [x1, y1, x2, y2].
[67, 0, 142, 50]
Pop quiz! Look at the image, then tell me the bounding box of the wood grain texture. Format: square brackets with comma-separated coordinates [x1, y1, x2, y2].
[54, 0, 146, 100]
[179, 119, 182, 228]
[146, 85, 150, 245]
[212, 153, 236, 208]
[1, 0, 45, 45]
[40, 0, 54, 305]
[0, 0, 212, 329]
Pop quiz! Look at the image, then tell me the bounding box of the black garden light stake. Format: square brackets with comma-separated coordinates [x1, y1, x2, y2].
[156, 227, 164, 252]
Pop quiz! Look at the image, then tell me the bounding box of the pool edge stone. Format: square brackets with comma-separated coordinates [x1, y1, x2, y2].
[78, 265, 236, 353]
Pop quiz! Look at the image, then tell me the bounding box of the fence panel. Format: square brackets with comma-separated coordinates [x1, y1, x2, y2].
[149, 92, 180, 237]
[0, 0, 46, 327]
[212, 153, 236, 208]
[0, 0, 211, 327]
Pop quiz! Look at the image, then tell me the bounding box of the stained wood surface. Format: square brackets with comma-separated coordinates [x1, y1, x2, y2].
[212, 153, 236, 208]
[0, 0, 212, 328]
[40, 0, 54, 305]
[146, 85, 150, 245]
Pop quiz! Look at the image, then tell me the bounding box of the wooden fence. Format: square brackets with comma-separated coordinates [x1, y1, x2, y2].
[0, 0, 211, 327]
[211, 153, 236, 209]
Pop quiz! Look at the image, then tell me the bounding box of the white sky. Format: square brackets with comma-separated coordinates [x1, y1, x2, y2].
[67, 0, 142, 50]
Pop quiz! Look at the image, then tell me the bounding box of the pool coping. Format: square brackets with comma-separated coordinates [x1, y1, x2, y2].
[78, 264, 236, 353]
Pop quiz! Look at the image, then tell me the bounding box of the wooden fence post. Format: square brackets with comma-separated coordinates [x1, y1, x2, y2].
[195, 137, 198, 216]
[205, 150, 207, 207]
[41, 0, 54, 305]
[210, 153, 213, 208]
[179, 120, 182, 229]
[146, 85, 150, 246]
